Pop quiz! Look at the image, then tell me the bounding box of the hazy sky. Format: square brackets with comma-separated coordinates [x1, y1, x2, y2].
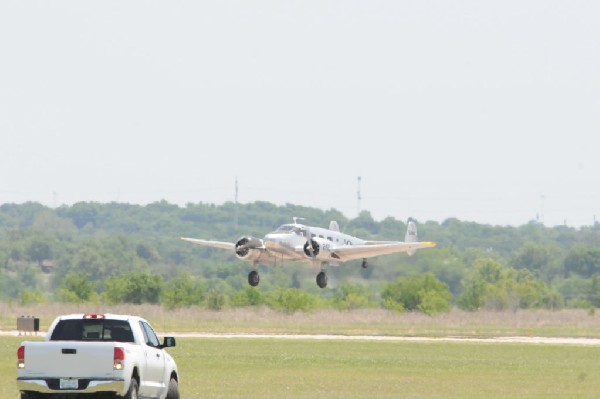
[1, 1, 599, 227]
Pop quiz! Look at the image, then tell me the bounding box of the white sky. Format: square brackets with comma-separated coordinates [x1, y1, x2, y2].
[1, 1, 599, 227]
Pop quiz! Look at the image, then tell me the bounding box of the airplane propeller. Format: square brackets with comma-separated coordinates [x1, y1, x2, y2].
[235, 238, 250, 257]
[303, 228, 320, 257]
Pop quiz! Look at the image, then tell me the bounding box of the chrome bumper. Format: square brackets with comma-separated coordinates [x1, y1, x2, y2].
[17, 377, 125, 394]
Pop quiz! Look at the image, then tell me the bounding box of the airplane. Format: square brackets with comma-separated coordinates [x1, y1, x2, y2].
[181, 218, 436, 288]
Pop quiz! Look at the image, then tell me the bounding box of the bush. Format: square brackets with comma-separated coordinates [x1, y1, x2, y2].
[382, 273, 452, 316]
[230, 286, 264, 307]
[206, 288, 227, 311]
[268, 288, 316, 314]
[334, 283, 370, 310]
[20, 290, 47, 305]
[103, 271, 162, 305]
[162, 273, 204, 309]
[55, 272, 98, 303]
[457, 258, 564, 311]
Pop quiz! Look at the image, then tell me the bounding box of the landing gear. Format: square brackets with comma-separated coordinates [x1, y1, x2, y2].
[248, 270, 260, 287]
[361, 259, 368, 269]
[316, 271, 328, 288]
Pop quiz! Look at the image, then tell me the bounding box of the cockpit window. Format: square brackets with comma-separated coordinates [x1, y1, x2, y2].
[274, 224, 303, 236]
[275, 224, 294, 232]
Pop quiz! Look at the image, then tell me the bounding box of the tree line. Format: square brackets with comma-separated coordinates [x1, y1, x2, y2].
[2, 201, 600, 315]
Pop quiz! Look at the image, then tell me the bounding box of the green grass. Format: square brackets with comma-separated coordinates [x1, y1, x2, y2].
[167, 338, 600, 399]
[1, 336, 26, 399]
[4, 336, 599, 398]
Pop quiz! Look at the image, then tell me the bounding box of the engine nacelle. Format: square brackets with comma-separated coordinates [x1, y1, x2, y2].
[303, 237, 333, 261]
[235, 236, 263, 262]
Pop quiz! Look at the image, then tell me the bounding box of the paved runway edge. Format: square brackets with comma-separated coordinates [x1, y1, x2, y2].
[159, 333, 600, 346]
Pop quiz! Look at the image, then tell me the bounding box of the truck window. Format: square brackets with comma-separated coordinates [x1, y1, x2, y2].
[139, 321, 160, 347]
[50, 319, 134, 342]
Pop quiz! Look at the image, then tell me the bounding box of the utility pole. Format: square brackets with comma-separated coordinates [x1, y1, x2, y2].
[540, 194, 546, 224]
[234, 176, 239, 229]
[357, 176, 362, 216]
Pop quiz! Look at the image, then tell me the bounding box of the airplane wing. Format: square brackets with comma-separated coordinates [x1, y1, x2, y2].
[180, 237, 236, 251]
[332, 241, 436, 262]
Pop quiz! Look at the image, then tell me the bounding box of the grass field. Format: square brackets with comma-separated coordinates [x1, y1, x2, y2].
[3, 335, 600, 399]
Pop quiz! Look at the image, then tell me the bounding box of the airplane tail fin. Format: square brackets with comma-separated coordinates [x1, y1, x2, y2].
[405, 220, 418, 256]
[329, 221, 340, 232]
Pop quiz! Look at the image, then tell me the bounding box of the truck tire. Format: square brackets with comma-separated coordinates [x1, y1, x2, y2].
[21, 393, 46, 399]
[123, 378, 139, 399]
[166, 377, 180, 399]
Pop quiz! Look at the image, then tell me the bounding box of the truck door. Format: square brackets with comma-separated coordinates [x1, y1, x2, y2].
[139, 321, 166, 397]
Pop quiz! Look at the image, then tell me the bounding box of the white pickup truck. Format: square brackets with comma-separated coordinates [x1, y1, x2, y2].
[17, 313, 179, 399]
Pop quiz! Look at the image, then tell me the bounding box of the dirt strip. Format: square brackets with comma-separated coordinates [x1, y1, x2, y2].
[4, 330, 600, 346]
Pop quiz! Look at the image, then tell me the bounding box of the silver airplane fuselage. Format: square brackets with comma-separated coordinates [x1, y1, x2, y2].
[263, 223, 365, 264]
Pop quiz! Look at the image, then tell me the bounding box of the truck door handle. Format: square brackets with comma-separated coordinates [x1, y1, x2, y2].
[156, 353, 161, 358]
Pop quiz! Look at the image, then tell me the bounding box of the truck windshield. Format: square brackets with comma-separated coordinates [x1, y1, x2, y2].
[50, 319, 134, 342]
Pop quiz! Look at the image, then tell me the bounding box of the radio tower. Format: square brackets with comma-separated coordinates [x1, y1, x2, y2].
[357, 176, 362, 215]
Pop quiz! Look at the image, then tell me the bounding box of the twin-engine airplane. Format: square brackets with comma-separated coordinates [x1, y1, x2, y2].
[181, 218, 436, 288]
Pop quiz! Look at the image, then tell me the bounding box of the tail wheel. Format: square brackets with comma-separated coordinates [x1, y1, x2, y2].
[316, 271, 328, 288]
[248, 270, 260, 287]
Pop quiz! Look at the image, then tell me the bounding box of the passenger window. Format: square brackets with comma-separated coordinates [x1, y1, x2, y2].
[139, 321, 160, 348]
[327, 237, 332, 241]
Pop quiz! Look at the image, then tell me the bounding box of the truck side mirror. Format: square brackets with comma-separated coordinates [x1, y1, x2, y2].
[162, 336, 176, 348]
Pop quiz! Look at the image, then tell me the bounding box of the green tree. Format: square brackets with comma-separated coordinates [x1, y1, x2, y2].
[0, 268, 23, 299]
[230, 286, 264, 307]
[513, 242, 562, 281]
[55, 272, 97, 303]
[589, 274, 600, 308]
[382, 273, 452, 316]
[206, 288, 227, 311]
[162, 273, 204, 309]
[104, 271, 162, 304]
[20, 289, 47, 305]
[136, 243, 160, 262]
[133, 272, 162, 304]
[564, 246, 600, 278]
[334, 283, 370, 310]
[268, 288, 316, 313]
[458, 258, 563, 311]
[27, 237, 53, 264]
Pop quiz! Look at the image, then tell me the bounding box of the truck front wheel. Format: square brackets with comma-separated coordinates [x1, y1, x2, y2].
[166, 377, 180, 399]
[123, 378, 139, 399]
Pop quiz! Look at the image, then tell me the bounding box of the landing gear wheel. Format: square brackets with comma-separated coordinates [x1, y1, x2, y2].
[316, 271, 328, 288]
[361, 259, 368, 269]
[248, 270, 260, 287]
